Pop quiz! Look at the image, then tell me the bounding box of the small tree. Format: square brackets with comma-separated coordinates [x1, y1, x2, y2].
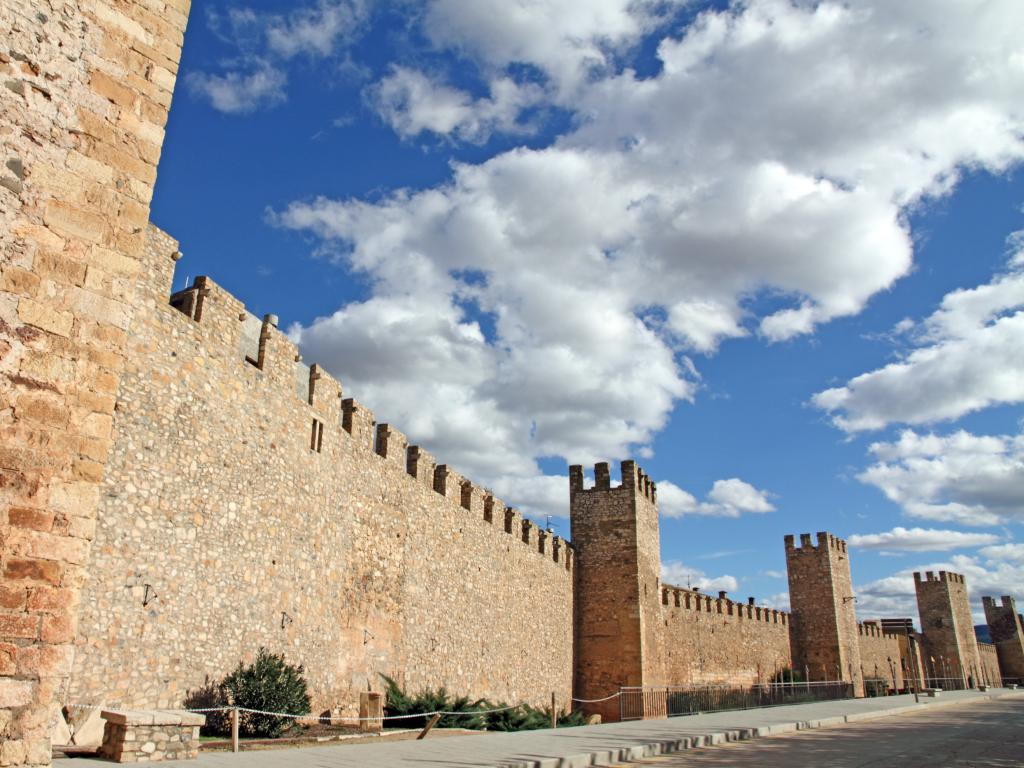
[221, 648, 311, 738]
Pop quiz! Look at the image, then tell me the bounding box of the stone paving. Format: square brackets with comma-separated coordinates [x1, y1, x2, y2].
[54, 689, 1022, 768]
[611, 696, 1024, 767]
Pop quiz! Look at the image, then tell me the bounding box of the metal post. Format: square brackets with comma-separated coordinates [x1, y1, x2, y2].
[231, 707, 239, 753]
[551, 692, 557, 730]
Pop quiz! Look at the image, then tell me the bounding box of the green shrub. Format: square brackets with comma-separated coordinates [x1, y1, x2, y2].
[182, 677, 230, 736]
[772, 667, 806, 683]
[381, 675, 586, 732]
[381, 675, 488, 730]
[221, 648, 311, 738]
[864, 678, 889, 697]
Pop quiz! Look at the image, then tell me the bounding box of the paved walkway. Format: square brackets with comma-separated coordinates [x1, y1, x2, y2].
[609, 696, 1024, 767]
[57, 689, 1023, 768]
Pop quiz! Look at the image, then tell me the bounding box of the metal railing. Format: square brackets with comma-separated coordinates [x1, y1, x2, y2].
[922, 676, 967, 691]
[619, 681, 855, 721]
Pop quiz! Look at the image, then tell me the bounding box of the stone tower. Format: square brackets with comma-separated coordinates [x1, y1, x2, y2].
[784, 532, 864, 695]
[570, 460, 664, 722]
[1, 2, 191, 765]
[914, 571, 982, 687]
[983, 595, 1023, 682]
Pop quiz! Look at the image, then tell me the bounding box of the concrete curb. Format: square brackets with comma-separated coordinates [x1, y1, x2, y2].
[506, 691, 1024, 768]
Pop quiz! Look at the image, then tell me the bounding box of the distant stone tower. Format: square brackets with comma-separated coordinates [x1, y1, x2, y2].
[983, 595, 1024, 682]
[784, 532, 864, 695]
[914, 571, 982, 687]
[570, 460, 664, 722]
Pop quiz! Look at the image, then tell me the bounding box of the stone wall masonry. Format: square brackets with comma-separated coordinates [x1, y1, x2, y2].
[914, 571, 982, 686]
[659, 589, 791, 687]
[856, 623, 904, 691]
[983, 595, 1024, 681]
[69, 225, 574, 715]
[977, 642, 1001, 687]
[98, 709, 203, 763]
[569, 461, 663, 723]
[784, 533, 864, 694]
[1, 2, 190, 765]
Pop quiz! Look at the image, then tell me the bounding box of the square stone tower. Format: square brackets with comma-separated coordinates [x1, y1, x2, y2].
[914, 571, 982, 687]
[570, 460, 664, 722]
[784, 532, 864, 695]
[983, 595, 1024, 682]
[1, 2, 191, 765]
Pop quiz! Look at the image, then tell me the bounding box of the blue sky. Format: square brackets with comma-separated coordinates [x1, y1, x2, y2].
[152, 0, 1024, 622]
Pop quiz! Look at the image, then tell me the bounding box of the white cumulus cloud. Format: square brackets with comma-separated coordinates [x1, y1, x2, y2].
[189, 0, 370, 114]
[858, 429, 1024, 526]
[662, 561, 738, 594]
[848, 527, 1000, 552]
[277, 0, 1024, 516]
[814, 233, 1024, 432]
[367, 67, 543, 143]
[186, 61, 287, 114]
[856, 550, 1024, 624]
[657, 478, 775, 518]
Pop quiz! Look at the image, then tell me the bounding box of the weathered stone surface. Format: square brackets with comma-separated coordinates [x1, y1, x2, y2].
[70, 228, 574, 715]
[915, 571, 983, 687]
[983, 595, 1024, 681]
[99, 711, 203, 763]
[0, 0, 191, 764]
[50, 706, 71, 747]
[857, 622, 904, 691]
[69, 705, 106, 747]
[785, 533, 864, 694]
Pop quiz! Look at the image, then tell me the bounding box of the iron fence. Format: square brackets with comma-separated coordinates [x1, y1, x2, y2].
[619, 681, 855, 721]
[923, 676, 967, 691]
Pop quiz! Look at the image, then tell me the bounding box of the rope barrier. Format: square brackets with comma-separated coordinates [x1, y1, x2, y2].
[64, 693, 621, 723]
[64, 702, 525, 723]
[569, 692, 621, 703]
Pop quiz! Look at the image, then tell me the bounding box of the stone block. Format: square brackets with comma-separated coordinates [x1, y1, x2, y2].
[99, 711, 205, 762]
[0, 679, 34, 708]
[43, 200, 109, 244]
[70, 704, 107, 746]
[52, 705, 73, 746]
[18, 296, 74, 337]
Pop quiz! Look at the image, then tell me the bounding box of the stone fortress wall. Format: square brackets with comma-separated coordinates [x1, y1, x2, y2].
[69, 226, 574, 714]
[784, 533, 864, 692]
[3, 3, 1022, 761]
[568, 461, 794, 723]
[658, 588, 792, 688]
[857, 622, 904, 690]
[1, 1, 190, 765]
[915, 570, 983, 685]
[982, 596, 1024, 681]
[978, 642, 1002, 686]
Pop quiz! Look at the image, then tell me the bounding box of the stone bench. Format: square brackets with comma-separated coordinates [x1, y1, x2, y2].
[922, 688, 942, 697]
[99, 710, 205, 763]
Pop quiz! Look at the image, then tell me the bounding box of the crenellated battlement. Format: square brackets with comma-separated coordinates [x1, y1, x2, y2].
[982, 595, 1017, 611]
[660, 583, 790, 626]
[569, 460, 657, 503]
[157, 248, 570, 576]
[784, 531, 848, 554]
[914, 570, 965, 585]
[858, 621, 898, 640]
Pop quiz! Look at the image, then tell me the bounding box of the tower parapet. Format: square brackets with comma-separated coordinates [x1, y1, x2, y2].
[570, 461, 663, 721]
[982, 595, 1024, 681]
[784, 531, 864, 694]
[914, 570, 982, 687]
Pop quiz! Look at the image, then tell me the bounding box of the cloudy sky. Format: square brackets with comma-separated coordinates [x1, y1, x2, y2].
[155, 0, 1024, 624]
